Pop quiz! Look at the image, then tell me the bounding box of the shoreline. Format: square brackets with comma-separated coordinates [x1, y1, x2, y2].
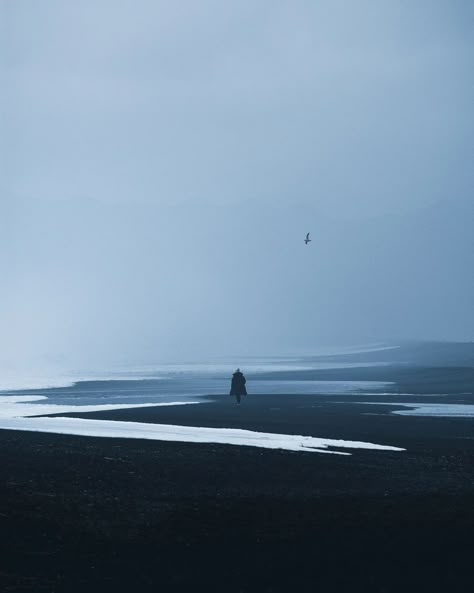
[1, 423, 473, 592]
[1, 364, 473, 592]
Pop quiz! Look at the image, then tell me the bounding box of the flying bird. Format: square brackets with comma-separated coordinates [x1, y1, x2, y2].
[304, 232, 311, 245]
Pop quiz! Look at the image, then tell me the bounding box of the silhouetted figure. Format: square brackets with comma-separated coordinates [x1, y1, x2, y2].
[230, 368, 247, 404]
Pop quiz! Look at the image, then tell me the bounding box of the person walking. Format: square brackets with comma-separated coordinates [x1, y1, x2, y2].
[230, 368, 247, 404]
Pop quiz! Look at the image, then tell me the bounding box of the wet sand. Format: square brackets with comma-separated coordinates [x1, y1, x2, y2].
[1, 389, 473, 592]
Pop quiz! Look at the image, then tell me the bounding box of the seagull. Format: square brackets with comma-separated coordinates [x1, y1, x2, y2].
[304, 232, 311, 245]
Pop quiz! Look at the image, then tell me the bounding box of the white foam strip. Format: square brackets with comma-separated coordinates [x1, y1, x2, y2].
[0, 416, 405, 455]
[0, 396, 200, 419]
[0, 395, 405, 455]
[352, 402, 474, 418]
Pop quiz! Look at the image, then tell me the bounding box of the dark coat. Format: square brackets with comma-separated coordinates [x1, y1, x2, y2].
[230, 372, 247, 396]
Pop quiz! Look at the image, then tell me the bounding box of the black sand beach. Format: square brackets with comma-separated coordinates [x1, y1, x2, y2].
[1, 368, 474, 592]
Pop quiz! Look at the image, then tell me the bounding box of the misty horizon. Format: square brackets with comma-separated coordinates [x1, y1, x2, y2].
[1, 1, 473, 372]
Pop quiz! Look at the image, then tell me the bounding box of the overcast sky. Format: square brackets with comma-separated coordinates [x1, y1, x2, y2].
[1, 0, 473, 369]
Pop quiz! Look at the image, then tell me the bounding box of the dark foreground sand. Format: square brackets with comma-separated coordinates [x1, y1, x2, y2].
[1, 388, 473, 592]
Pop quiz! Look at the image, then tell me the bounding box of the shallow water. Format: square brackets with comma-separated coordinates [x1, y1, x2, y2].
[0, 356, 392, 407]
[354, 401, 474, 418]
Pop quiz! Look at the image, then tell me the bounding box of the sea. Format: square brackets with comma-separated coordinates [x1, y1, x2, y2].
[1, 346, 472, 449]
[0, 350, 393, 409]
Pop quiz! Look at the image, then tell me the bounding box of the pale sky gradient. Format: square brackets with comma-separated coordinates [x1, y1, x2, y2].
[1, 1, 473, 369]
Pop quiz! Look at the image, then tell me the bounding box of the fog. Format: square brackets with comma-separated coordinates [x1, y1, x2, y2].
[1, 1, 473, 371]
